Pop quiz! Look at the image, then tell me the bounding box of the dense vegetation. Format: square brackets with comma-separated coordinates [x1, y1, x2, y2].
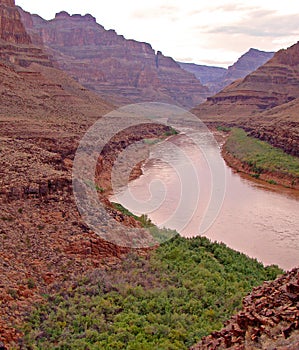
[225, 128, 299, 179]
[22, 236, 282, 350]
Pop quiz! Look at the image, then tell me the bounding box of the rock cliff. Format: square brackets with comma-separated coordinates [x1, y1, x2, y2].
[0, 0, 53, 67]
[218, 48, 274, 92]
[17, 8, 209, 108]
[0, 0, 31, 44]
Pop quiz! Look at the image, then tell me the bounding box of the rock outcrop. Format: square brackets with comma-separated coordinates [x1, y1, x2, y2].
[193, 42, 299, 155]
[0, 0, 52, 67]
[194, 43, 299, 119]
[191, 268, 299, 350]
[0, 0, 31, 44]
[17, 8, 209, 108]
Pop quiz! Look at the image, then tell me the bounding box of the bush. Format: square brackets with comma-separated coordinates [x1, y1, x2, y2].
[22, 236, 283, 349]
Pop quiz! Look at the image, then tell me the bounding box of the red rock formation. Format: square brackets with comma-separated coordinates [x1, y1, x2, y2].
[0, 2, 122, 346]
[0, 0, 31, 44]
[0, 0, 53, 67]
[193, 42, 299, 117]
[0, 5, 174, 348]
[18, 8, 209, 108]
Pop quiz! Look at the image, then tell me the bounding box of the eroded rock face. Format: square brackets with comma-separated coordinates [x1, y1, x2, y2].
[0, 2, 122, 346]
[0, 5, 174, 347]
[17, 8, 209, 108]
[0, 0, 53, 67]
[0, 0, 31, 44]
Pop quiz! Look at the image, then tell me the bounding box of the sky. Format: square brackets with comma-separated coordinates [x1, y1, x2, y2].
[15, 0, 299, 67]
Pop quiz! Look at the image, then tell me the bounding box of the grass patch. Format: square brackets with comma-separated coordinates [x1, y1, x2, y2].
[216, 125, 231, 133]
[164, 126, 179, 137]
[143, 127, 178, 145]
[143, 138, 162, 145]
[95, 185, 105, 193]
[22, 236, 282, 350]
[225, 128, 299, 177]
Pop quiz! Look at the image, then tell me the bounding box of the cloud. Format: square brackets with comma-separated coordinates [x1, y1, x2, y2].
[186, 5, 299, 61]
[204, 11, 299, 38]
[131, 5, 179, 21]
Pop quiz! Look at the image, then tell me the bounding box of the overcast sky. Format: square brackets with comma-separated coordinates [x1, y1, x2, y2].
[16, 0, 299, 67]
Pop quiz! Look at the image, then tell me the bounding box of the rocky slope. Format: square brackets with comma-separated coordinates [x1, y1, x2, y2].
[17, 8, 209, 108]
[179, 49, 274, 94]
[0, 5, 179, 347]
[193, 42, 299, 156]
[0, 1, 147, 346]
[191, 268, 299, 350]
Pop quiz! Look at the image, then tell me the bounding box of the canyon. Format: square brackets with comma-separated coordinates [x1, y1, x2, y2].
[0, 0, 298, 348]
[17, 7, 209, 108]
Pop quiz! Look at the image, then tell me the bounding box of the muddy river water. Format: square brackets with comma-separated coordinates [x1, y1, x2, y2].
[111, 132, 299, 270]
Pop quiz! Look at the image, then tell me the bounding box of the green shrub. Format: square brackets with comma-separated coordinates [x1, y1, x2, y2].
[216, 125, 231, 132]
[22, 236, 283, 349]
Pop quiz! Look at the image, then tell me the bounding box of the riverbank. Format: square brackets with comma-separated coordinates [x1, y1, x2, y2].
[221, 128, 299, 190]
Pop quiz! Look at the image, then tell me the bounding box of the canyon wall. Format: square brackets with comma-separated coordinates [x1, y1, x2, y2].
[18, 8, 209, 108]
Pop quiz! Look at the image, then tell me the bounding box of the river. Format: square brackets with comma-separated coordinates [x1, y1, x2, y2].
[111, 131, 299, 270]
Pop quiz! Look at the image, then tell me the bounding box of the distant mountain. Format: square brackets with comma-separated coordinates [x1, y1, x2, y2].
[179, 48, 274, 94]
[219, 48, 274, 90]
[177, 62, 226, 85]
[18, 8, 209, 108]
[192, 42, 299, 156]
